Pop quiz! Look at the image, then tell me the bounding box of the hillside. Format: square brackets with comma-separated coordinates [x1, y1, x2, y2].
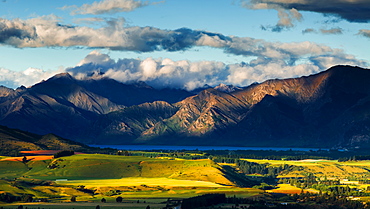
[0, 65, 370, 148]
[0, 154, 257, 201]
[0, 125, 91, 155]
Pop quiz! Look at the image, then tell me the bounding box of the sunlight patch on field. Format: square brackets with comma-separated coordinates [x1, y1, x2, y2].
[341, 161, 370, 166]
[243, 159, 370, 179]
[56, 177, 227, 187]
[267, 184, 318, 194]
[0, 155, 54, 161]
[243, 159, 335, 166]
[267, 184, 302, 194]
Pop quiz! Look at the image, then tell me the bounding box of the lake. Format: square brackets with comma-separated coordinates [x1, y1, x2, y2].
[89, 144, 327, 151]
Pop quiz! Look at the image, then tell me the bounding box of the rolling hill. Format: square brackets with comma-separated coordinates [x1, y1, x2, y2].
[0, 125, 91, 155]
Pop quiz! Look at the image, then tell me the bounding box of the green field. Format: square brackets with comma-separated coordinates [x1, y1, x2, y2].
[244, 158, 370, 179]
[3, 153, 370, 208]
[0, 202, 167, 209]
[0, 153, 261, 207]
[57, 177, 225, 187]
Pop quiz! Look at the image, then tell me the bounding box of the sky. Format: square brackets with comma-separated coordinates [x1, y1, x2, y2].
[0, 0, 369, 90]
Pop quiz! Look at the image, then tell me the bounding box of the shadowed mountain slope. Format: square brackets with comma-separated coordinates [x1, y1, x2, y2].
[0, 74, 193, 140]
[0, 65, 370, 148]
[0, 125, 91, 155]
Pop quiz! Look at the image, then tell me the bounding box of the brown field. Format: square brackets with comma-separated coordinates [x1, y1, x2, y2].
[1, 150, 86, 161]
[20, 150, 85, 155]
[20, 150, 61, 155]
[0, 155, 54, 161]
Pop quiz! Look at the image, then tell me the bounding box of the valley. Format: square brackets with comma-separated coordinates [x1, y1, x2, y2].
[1, 65, 370, 208]
[1, 149, 370, 208]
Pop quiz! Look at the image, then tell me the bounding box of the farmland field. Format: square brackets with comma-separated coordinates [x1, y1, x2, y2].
[0, 152, 262, 208]
[56, 177, 225, 187]
[2, 151, 370, 208]
[244, 158, 370, 179]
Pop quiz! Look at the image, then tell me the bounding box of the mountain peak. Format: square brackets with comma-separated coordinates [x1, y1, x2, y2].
[214, 83, 242, 93]
[49, 72, 74, 81]
[0, 86, 17, 97]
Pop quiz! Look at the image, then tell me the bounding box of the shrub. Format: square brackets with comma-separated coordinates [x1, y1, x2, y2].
[54, 150, 74, 158]
[105, 189, 120, 196]
[116, 196, 123, 202]
[21, 194, 33, 202]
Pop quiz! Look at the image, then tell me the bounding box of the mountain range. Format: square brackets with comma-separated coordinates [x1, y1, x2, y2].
[1, 65, 370, 148]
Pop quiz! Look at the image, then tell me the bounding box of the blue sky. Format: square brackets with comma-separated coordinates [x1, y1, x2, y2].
[0, 0, 369, 90]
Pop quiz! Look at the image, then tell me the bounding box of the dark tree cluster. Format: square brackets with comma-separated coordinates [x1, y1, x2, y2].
[54, 150, 74, 158]
[181, 194, 226, 209]
[0, 193, 19, 203]
[338, 155, 370, 162]
[236, 160, 294, 177]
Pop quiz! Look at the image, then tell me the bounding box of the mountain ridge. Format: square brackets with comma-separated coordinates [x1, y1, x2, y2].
[0, 125, 92, 155]
[1, 65, 370, 148]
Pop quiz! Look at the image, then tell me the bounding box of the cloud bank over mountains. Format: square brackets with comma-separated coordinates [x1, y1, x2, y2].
[0, 49, 365, 91]
[0, 67, 64, 88]
[63, 50, 367, 90]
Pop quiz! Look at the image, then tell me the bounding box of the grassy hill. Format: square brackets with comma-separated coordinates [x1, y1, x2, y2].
[5, 153, 370, 206]
[15, 154, 233, 185]
[0, 125, 96, 156]
[0, 153, 260, 203]
[244, 159, 370, 180]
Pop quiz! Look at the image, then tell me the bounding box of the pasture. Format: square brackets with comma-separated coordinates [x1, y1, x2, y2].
[244, 159, 370, 179]
[0, 152, 261, 206]
[3, 152, 370, 208]
[56, 177, 225, 187]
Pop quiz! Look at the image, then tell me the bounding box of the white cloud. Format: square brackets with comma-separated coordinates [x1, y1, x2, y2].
[302, 28, 316, 34]
[64, 51, 367, 90]
[73, 17, 106, 25]
[0, 67, 64, 88]
[320, 28, 343, 35]
[62, 0, 152, 15]
[275, 8, 302, 30]
[67, 51, 228, 90]
[310, 54, 366, 69]
[0, 16, 365, 68]
[358, 29, 370, 38]
[226, 61, 320, 86]
[0, 48, 367, 90]
[0, 15, 367, 90]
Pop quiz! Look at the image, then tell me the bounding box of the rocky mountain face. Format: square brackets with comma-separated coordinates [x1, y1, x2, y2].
[1, 65, 370, 148]
[0, 73, 193, 140]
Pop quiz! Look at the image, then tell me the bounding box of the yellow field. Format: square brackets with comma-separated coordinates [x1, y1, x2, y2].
[56, 177, 226, 187]
[267, 184, 318, 194]
[54, 177, 261, 199]
[244, 159, 334, 166]
[267, 184, 302, 194]
[243, 159, 370, 179]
